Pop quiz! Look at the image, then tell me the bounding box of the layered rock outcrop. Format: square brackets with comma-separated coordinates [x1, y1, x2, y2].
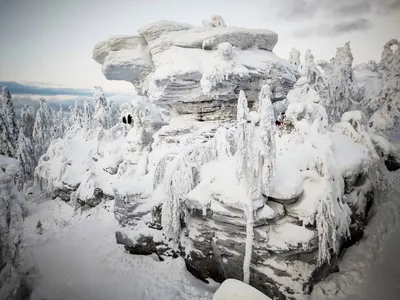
[31, 16, 399, 300]
[93, 16, 297, 121]
[112, 87, 378, 299]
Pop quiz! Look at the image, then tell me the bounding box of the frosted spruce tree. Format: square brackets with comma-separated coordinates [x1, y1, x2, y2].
[108, 100, 120, 129]
[161, 155, 194, 244]
[93, 86, 119, 129]
[0, 165, 24, 291]
[93, 86, 108, 114]
[19, 105, 35, 141]
[15, 131, 36, 192]
[82, 99, 93, 128]
[258, 85, 277, 192]
[54, 105, 67, 139]
[69, 100, 82, 127]
[324, 42, 358, 123]
[368, 39, 400, 148]
[0, 85, 18, 157]
[32, 98, 55, 160]
[236, 90, 255, 285]
[289, 47, 301, 68]
[380, 39, 399, 92]
[237, 87, 277, 284]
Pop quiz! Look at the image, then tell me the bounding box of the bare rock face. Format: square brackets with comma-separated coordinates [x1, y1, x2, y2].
[93, 16, 297, 121]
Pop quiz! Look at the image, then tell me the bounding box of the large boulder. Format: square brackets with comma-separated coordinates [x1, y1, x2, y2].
[93, 16, 297, 121]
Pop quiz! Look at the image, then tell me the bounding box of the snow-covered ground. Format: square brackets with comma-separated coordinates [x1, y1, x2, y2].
[21, 171, 400, 300]
[22, 199, 218, 300]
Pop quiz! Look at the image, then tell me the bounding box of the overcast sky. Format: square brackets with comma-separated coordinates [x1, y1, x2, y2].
[0, 0, 399, 94]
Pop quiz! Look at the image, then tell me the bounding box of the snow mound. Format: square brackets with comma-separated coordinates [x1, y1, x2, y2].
[213, 279, 271, 300]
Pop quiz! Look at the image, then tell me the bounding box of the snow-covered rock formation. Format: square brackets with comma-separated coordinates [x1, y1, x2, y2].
[33, 18, 399, 300]
[93, 16, 297, 121]
[110, 86, 377, 299]
[0, 156, 25, 299]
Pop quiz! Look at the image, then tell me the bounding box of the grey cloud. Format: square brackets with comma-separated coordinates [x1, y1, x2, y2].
[330, 18, 373, 35]
[271, 0, 321, 20]
[274, 0, 319, 20]
[292, 18, 373, 38]
[330, 1, 372, 16]
[270, 0, 400, 21]
[378, 0, 400, 13]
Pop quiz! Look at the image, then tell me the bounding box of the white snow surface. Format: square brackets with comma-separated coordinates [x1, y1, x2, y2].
[23, 198, 218, 300]
[330, 132, 372, 178]
[212, 279, 271, 300]
[0, 154, 17, 170]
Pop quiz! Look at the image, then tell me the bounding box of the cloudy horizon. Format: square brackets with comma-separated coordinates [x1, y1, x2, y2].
[0, 0, 399, 97]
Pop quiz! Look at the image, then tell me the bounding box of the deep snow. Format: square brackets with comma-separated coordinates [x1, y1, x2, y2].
[21, 170, 400, 300]
[22, 199, 218, 300]
[22, 157, 400, 300]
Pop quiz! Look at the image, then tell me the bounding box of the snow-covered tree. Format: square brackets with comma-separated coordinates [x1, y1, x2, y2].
[32, 98, 55, 160]
[285, 100, 351, 264]
[93, 86, 119, 129]
[161, 155, 194, 244]
[237, 87, 277, 284]
[93, 86, 108, 114]
[380, 39, 398, 72]
[289, 47, 301, 68]
[69, 100, 82, 127]
[0, 85, 18, 157]
[212, 127, 235, 159]
[0, 166, 24, 289]
[380, 39, 399, 92]
[19, 105, 35, 141]
[108, 100, 120, 129]
[258, 85, 277, 193]
[314, 146, 351, 265]
[324, 42, 359, 123]
[211, 15, 226, 27]
[54, 105, 67, 139]
[301, 49, 324, 86]
[368, 88, 400, 154]
[82, 99, 93, 127]
[236, 90, 251, 188]
[237, 90, 256, 284]
[15, 131, 36, 192]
